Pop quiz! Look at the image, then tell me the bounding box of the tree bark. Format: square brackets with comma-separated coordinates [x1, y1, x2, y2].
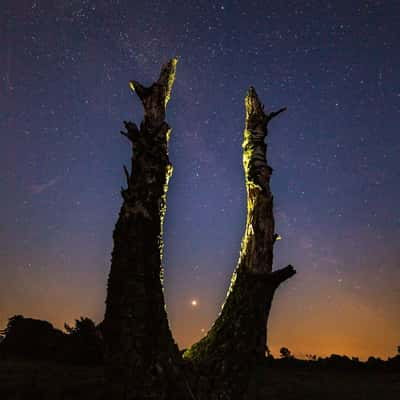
[183, 87, 295, 400]
[103, 58, 193, 400]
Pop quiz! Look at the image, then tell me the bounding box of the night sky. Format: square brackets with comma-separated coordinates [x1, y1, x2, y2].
[1, 0, 399, 360]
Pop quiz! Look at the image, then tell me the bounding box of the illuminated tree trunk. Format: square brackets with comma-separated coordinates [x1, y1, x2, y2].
[103, 58, 192, 400]
[184, 87, 296, 400]
[103, 58, 295, 400]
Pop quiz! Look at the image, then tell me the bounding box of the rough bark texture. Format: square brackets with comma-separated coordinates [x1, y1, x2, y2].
[103, 59, 295, 400]
[103, 58, 193, 400]
[183, 87, 295, 400]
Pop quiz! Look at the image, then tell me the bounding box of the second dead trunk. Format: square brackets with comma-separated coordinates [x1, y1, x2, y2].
[184, 88, 295, 400]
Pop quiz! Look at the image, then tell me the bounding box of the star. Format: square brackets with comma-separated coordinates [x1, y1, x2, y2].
[191, 299, 198, 307]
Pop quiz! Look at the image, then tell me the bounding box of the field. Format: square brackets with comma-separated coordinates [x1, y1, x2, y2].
[248, 361, 400, 399]
[0, 360, 104, 399]
[0, 359, 399, 399]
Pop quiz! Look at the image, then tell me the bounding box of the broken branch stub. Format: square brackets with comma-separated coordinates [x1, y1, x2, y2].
[129, 57, 178, 128]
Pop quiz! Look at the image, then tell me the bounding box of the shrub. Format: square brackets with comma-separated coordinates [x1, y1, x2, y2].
[64, 317, 104, 364]
[279, 347, 292, 359]
[0, 315, 64, 360]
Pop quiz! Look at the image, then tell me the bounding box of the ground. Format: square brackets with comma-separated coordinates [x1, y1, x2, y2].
[248, 361, 400, 400]
[0, 359, 399, 399]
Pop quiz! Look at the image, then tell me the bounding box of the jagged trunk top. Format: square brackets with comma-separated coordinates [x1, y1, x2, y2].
[129, 58, 177, 128]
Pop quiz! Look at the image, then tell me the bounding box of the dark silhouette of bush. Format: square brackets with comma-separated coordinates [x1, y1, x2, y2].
[366, 356, 385, 369]
[387, 355, 400, 370]
[63, 317, 104, 365]
[0, 315, 64, 360]
[279, 347, 292, 359]
[260, 347, 400, 373]
[323, 354, 357, 369]
[383, 345, 400, 370]
[305, 353, 317, 361]
[0, 315, 104, 365]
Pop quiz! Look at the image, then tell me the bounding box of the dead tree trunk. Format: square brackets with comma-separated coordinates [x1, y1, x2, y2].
[183, 87, 296, 400]
[103, 58, 193, 400]
[103, 58, 295, 400]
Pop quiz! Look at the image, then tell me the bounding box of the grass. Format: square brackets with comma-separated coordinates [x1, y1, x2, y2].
[248, 360, 400, 399]
[0, 358, 399, 399]
[0, 360, 104, 400]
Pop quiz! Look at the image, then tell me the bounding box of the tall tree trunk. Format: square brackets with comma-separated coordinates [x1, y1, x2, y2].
[184, 87, 296, 400]
[103, 58, 193, 400]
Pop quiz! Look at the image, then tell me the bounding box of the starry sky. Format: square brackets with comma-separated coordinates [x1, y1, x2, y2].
[1, 0, 399, 360]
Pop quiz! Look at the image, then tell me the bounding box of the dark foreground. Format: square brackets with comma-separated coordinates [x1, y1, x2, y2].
[248, 360, 400, 399]
[0, 359, 399, 400]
